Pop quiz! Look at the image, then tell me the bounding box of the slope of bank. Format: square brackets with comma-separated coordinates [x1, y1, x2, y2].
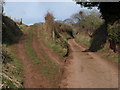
[2, 16, 23, 88]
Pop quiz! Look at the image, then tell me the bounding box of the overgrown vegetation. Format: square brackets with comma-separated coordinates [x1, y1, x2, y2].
[72, 10, 103, 37]
[108, 23, 120, 44]
[40, 25, 68, 58]
[75, 2, 120, 59]
[2, 45, 23, 88]
[75, 33, 90, 48]
[42, 12, 74, 57]
[108, 21, 120, 52]
[2, 16, 23, 45]
[72, 10, 104, 50]
[76, 2, 120, 24]
[2, 15, 23, 88]
[72, 10, 119, 61]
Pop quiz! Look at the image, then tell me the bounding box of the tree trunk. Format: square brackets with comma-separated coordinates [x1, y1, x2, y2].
[109, 40, 116, 52]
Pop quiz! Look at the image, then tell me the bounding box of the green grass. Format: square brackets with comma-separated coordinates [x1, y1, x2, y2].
[107, 55, 120, 62]
[34, 28, 60, 73]
[62, 32, 73, 40]
[40, 30, 67, 58]
[2, 45, 23, 88]
[2, 77, 18, 89]
[75, 34, 90, 48]
[2, 77, 22, 89]
[11, 56, 23, 82]
[24, 29, 44, 64]
[99, 43, 119, 62]
[10, 46, 23, 83]
[99, 47, 109, 53]
[19, 24, 28, 31]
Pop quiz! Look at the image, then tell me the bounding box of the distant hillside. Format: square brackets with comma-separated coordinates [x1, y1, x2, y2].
[2, 15, 23, 45]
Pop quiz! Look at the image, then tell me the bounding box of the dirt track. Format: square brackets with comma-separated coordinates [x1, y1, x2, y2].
[15, 32, 51, 88]
[14, 27, 62, 88]
[60, 39, 118, 88]
[14, 28, 118, 88]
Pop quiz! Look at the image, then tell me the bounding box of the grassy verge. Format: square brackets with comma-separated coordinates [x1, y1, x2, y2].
[34, 28, 61, 83]
[75, 34, 119, 62]
[2, 77, 18, 89]
[24, 27, 61, 87]
[75, 34, 90, 48]
[99, 45, 120, 62]
[2, 45, 23, 88]
[11, 47, 23, 83]
[62, 32, 73, 40]
[40, 29, 68, 59]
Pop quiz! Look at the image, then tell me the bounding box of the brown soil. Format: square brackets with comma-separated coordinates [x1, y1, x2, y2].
[12, 26, 118, 88]
[60, 39, 118, 88]
[14, 31, 51, 88]
[31, 28, 64, 87]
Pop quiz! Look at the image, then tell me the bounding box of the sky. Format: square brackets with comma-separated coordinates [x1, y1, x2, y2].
[4, 2, 94, 25]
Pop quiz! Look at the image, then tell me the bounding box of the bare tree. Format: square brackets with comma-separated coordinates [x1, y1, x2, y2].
[71, 11, 86, 22]
[44, 11, 55, 39]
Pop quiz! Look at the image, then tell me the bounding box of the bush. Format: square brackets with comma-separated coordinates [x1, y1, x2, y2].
[108, 23, 120, 44]
[2, 15, 23, 45]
